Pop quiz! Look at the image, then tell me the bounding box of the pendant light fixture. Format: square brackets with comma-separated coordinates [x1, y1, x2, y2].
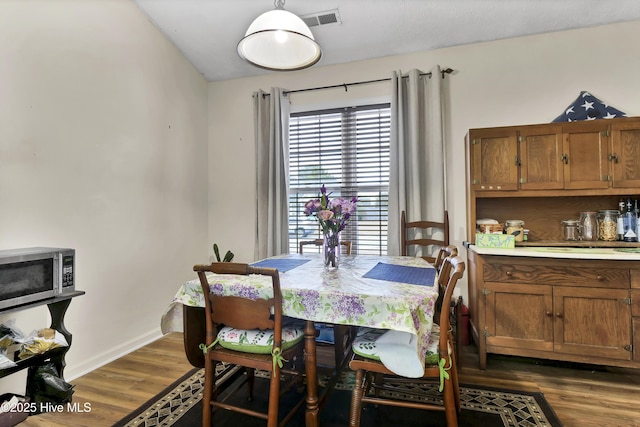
[237, 0, 322, 71]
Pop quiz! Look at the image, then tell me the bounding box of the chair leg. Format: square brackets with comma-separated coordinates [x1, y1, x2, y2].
[202, 358, 215, 427]
[267, 366, 280, 427]
[454, 296, 463, 368]
[246, 367, 255, 402]
[349, 369, 365, 427]
[442, 373, 458, 427]
[333, 325, 346, 368]
[450, 347, 461, 413]
[451, 356, 462, 413]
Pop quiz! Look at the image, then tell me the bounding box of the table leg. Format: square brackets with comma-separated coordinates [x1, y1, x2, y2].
[47, 299, 72, 380]
[182, 305, 206, 368]
[304, 320, 319, 427]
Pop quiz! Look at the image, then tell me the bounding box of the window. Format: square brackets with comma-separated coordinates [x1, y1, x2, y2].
[288, 103, 390, 255]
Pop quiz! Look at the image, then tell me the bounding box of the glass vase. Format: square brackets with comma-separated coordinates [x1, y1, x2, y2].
[323, 230, 341, 270]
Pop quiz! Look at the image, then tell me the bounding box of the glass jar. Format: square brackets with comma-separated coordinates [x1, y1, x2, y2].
[597, 210, 619, 241]
[505, 219, 525, 242]
[579, 211, 597, 241]
[561, 220, 580, 241]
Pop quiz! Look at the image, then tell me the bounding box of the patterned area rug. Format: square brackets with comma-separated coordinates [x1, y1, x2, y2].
[114, 367, 563, 427]
[113, 364, 241, 427]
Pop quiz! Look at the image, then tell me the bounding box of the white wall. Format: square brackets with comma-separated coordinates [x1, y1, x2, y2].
[208, 20, 640, 302]
[2, 0, 639, 394]
[0, 0, 209, 391]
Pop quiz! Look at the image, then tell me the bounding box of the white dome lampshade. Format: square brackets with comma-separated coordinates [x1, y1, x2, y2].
[237, 3, 322, 71]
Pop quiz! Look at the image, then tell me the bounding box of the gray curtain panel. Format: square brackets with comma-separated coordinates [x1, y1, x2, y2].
[254, 88, 291, 260]
[388, 67, 446, 256]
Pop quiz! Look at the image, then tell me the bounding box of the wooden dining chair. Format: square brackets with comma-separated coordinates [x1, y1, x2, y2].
[433, 245, 463, 367]
[401, 210, 450, 263]
[298, 238, 352, 255]
[194, 262, 306, 427]
[349, 255, 466, 427]
[434, 244, 458, 273]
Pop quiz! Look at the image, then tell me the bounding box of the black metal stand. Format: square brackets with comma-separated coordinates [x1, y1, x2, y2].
[0, 291, 85, 383]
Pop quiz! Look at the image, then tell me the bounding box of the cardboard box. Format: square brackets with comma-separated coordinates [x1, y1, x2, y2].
[475, 233, 515, 249]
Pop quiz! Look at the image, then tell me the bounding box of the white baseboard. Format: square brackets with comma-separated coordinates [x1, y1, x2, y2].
[65, 329, 163, 381]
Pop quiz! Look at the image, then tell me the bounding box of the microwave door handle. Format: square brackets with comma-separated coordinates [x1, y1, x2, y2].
[57, 252, 63, 294]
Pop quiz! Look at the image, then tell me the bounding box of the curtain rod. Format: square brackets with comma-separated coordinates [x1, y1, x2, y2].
[260, 67, 454, 97]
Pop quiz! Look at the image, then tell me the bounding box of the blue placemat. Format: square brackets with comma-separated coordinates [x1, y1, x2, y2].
[250, 258, 311, 272]
[363, 263, 436, 286]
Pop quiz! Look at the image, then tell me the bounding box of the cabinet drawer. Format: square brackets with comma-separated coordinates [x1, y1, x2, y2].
[483, 263, 629, 288]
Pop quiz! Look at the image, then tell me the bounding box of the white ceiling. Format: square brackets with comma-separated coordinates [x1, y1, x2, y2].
[133, 0, 640, 82]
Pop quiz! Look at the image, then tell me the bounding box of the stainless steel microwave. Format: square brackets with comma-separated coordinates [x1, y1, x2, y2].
[0, 247, 75, 310]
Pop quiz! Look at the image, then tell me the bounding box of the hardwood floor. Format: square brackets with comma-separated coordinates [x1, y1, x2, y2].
[21, 333, 193, 427]
[22, 333, 640, 427]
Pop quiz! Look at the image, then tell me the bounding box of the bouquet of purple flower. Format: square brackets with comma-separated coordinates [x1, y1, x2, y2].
[304, 185, 358, 234]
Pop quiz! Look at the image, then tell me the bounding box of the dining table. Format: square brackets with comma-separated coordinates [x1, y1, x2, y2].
[161, 253, 439, 427]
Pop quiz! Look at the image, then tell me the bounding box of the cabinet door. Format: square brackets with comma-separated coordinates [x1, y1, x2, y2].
[519, 125, 564, 190]
[469, 128, 519, 191]
[562, 122, 610, 189]
[553, 286, 632, 360]
[610, 119, 640, 188]
[485, 282, 553, 351]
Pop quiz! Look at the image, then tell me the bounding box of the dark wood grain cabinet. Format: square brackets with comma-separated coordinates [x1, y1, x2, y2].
[466, 117, 640, 245]
[560, 120, 610, 190]
[467, 117, 640, 194]
[611, 121, 640, 188]
[466, 117, 640, 369]
[469, 252, 636, 369]
[468, 127, 519, 191]
[518, 124, 564, 190]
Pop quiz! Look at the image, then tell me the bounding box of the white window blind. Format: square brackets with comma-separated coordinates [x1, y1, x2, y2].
[288, 103, 390, 255]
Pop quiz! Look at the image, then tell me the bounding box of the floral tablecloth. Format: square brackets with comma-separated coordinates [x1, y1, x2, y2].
[161, 254, 438, 376]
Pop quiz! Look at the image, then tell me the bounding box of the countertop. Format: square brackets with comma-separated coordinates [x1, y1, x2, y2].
[468, 245, 640, 260]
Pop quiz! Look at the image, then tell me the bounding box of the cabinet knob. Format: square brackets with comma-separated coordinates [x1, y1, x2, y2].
[505, 271, 512, 277]
[596, 275, 604, 281]
[556, 312, 563, 318]
[545, 311, 553, 317]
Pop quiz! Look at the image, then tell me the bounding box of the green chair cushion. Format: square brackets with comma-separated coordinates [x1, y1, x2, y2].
[352, 329, 385, 361]
[217, 325, 304, 354]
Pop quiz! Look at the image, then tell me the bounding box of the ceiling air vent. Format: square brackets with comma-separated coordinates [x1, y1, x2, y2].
[301, 9, 341, 28]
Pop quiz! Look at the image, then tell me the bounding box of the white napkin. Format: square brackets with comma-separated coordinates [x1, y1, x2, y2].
[374, 330, 424, 378]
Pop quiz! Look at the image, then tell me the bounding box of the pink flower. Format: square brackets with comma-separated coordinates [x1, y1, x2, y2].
[318, 210, 334, 220]
[341, 199, 357, 214]
[304, 185, 358, 234]
[304, 199, 321, 216]
[328, 197, 345, 212]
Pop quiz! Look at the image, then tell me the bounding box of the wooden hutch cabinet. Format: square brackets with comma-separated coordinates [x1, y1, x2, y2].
[468, 127, 520, 191]
[465, 116, 640, 370]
